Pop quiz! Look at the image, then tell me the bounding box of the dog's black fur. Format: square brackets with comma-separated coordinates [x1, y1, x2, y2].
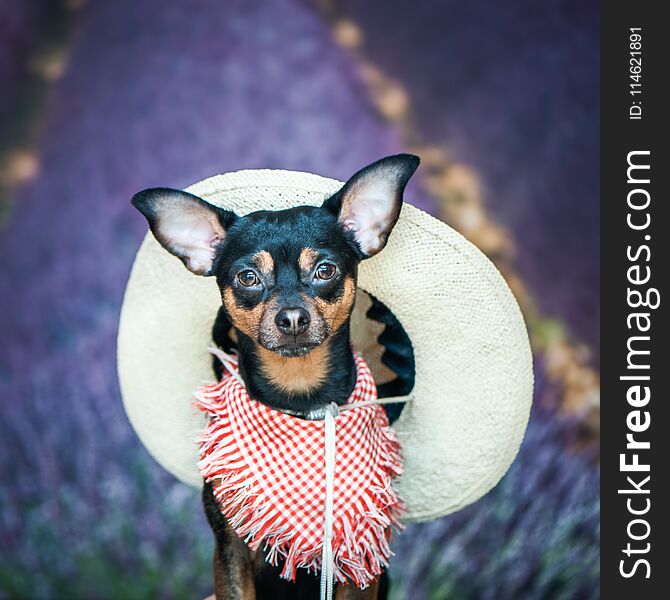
[212, 202, 363, 413]
[132, 154, 420, 599]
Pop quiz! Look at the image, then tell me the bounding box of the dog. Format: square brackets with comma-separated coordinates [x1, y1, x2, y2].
[131, 154, 420, 599]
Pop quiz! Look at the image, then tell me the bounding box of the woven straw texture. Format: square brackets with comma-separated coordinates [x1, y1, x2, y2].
[117, 169, 533, 522]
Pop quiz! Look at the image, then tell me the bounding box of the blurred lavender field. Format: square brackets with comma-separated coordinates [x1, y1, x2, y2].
[341, 0, 600, 355]
[0, 0, 45, 117]
[0, 1, 599, 599]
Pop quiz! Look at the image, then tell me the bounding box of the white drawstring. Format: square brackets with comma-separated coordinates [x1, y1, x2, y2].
[208, 347, 245, 387]
[320, 403, 338, 600]
[339, 396, 407, 411]
[208, 346, 409, 598]
[318, 399, 409, 600]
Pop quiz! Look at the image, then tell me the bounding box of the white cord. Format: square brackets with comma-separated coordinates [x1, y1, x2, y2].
[319, 399, 408, 600]
[207, 346, 245, 387]
[320, 403, 338, 600]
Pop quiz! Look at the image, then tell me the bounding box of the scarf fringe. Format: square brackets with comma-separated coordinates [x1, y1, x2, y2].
[194, 376, 405, 589]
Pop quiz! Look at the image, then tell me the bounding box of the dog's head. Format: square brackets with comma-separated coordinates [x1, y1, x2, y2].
[132, 154, 419, 358]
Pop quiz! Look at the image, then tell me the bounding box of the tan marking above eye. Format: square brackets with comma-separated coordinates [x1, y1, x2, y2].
[298, 247, 319, 272]
[312, 276, 356, 333]
[222, 288, 265, 339]
[252, 251, 274, 277]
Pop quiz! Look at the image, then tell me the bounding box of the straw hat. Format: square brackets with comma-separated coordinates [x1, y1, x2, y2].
[118, 167, 533, 522]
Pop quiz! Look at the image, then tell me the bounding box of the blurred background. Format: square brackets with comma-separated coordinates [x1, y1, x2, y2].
[0, 1, 599, 598]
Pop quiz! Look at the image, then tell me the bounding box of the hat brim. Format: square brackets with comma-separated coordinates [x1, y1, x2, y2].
[118, 169, 533, 522]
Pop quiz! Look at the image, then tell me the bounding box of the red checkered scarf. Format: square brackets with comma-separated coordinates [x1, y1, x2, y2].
[194, 352, 404, 589]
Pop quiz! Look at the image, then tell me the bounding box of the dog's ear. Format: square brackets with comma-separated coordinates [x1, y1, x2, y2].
[324, 154, 420, 258]
[131, 188, 237, 276]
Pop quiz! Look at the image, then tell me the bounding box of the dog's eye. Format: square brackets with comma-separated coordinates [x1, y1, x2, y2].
[237, 270, 260, 287]
[315, 263, 337, 280]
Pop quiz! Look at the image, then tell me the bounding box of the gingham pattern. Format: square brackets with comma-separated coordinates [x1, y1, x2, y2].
[194, 353, 404, 587]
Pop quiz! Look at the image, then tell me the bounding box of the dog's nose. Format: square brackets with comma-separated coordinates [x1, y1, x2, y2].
[275, 307, 310, 335]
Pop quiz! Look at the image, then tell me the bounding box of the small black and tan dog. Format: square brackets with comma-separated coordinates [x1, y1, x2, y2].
[131, 154, 419, 600]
